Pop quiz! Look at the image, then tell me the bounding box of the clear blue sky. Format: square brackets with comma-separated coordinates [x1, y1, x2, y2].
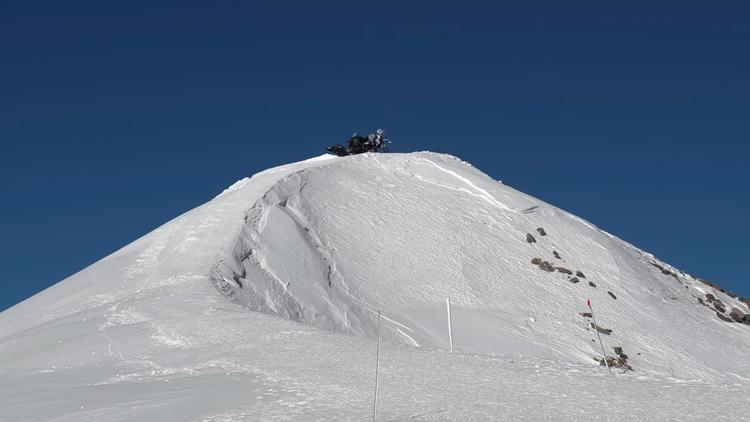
[1, 1, 748, 311]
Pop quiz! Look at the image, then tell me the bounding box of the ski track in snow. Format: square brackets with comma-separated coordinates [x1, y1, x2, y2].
[1, 152, 749, 421]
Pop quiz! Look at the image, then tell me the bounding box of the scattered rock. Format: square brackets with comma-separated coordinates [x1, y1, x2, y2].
[588, 281, 597, 288]
[540, 262, 555, 272]
[526, 233, 537, 243]
[612, 347, 628, 360]
[616, 357, 633, 371]
[556, 267, 573, 275]
[598, 356, 632, 370]
[569, 277, 580, 284]
[608, 291, 617, 300]
[697, 298, 704, 305]
[601, 347, 633, 370]
[579, 312, 593, 318]
[713, 300, 726, 314]
[536, 227, 547, 236]
[716, 312, 734, 323]
[591, 323, 612, 335]
[531, 257, 555, 272]
[705, 293, 716, 302]
[600, 356, 617, 367]
[729, 308, 747, 323]
[651, 262, 679, 280]
[553, 251, 561, 259]
[576, 270, 586, 279]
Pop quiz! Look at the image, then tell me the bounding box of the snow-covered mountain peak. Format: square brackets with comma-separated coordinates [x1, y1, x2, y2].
[208, 152, 750, 379]
[2, 152, 749, 421]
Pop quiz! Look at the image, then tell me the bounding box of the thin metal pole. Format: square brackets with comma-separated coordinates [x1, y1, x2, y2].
[589, 301, 612, 375]
[446, 298, 454, 353]
[373, 310, 381, 421]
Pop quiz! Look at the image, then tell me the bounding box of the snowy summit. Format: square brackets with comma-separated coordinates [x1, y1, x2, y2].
[1, 152, 749, 421]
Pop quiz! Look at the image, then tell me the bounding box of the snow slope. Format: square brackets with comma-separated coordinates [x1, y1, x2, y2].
[1, 152, 749, 421]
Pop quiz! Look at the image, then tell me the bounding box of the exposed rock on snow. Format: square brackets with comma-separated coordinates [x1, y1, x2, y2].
[526, 233, 537, 243]
[713, 300, 726, 313]
[729, 308, 747, 323]
[591, 323, 613, 335]
[531, 257, 556, 272]
[716, 312, 734, 323]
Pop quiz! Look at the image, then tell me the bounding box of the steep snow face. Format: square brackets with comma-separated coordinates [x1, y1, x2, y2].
[211, 152, 750, 380]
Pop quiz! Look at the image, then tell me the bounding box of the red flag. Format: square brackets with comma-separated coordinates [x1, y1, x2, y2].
[587, 299, 592, 307]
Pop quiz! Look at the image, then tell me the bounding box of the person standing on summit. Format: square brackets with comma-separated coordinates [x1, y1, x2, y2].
[347, 132, 368, 154]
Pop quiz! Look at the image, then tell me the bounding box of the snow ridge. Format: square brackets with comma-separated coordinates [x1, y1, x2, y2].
[210, 152, 750, 381]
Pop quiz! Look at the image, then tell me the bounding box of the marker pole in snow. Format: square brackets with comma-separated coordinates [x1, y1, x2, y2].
[373, 309, 381, 422]
[588, 299, 612, 375]
[446, 298, 454, 353]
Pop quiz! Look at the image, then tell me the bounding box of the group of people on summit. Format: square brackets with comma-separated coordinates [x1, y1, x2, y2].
[326, 128, 390, 156]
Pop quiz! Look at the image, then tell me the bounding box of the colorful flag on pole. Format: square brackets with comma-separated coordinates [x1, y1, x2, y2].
[587, 299, 592, 307]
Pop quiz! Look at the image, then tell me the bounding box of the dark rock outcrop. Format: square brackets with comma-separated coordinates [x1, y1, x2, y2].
[713, 300, 726, 314]
[553, 251, 561, 259]
[598, 355, 632, 370]
[598, 347, 633, 370]
[591, 323, 612, 335]
[526, 233, 537, 243]
[576, 270, 586, 279]
[729, 308, 747, 323]
[716, 312, 734, 323]
[580, 312, 593, 318]
[536, 227, 547, 236]
[531, 257, 555, 272]
[588, 281, 597, 288]
[569, 277, 580, 284]
[556, 267, 573, 275]
[608, 291, 617, 300]
[651, 262, 679, 280]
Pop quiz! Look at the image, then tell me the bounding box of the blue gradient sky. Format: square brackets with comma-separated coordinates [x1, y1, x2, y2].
[1, 1, 748, 311]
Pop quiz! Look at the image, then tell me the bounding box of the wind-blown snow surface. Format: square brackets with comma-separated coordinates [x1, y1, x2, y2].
[1, 152, 749, 421]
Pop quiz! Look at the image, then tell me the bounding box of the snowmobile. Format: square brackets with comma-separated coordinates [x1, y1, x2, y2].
[326, 129, 390, 156]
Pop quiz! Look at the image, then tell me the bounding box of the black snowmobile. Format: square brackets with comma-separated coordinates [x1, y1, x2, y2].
[326, 129, 390, 156]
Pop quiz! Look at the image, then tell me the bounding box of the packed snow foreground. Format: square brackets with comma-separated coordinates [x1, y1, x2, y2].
[1, 152, 749, 421]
